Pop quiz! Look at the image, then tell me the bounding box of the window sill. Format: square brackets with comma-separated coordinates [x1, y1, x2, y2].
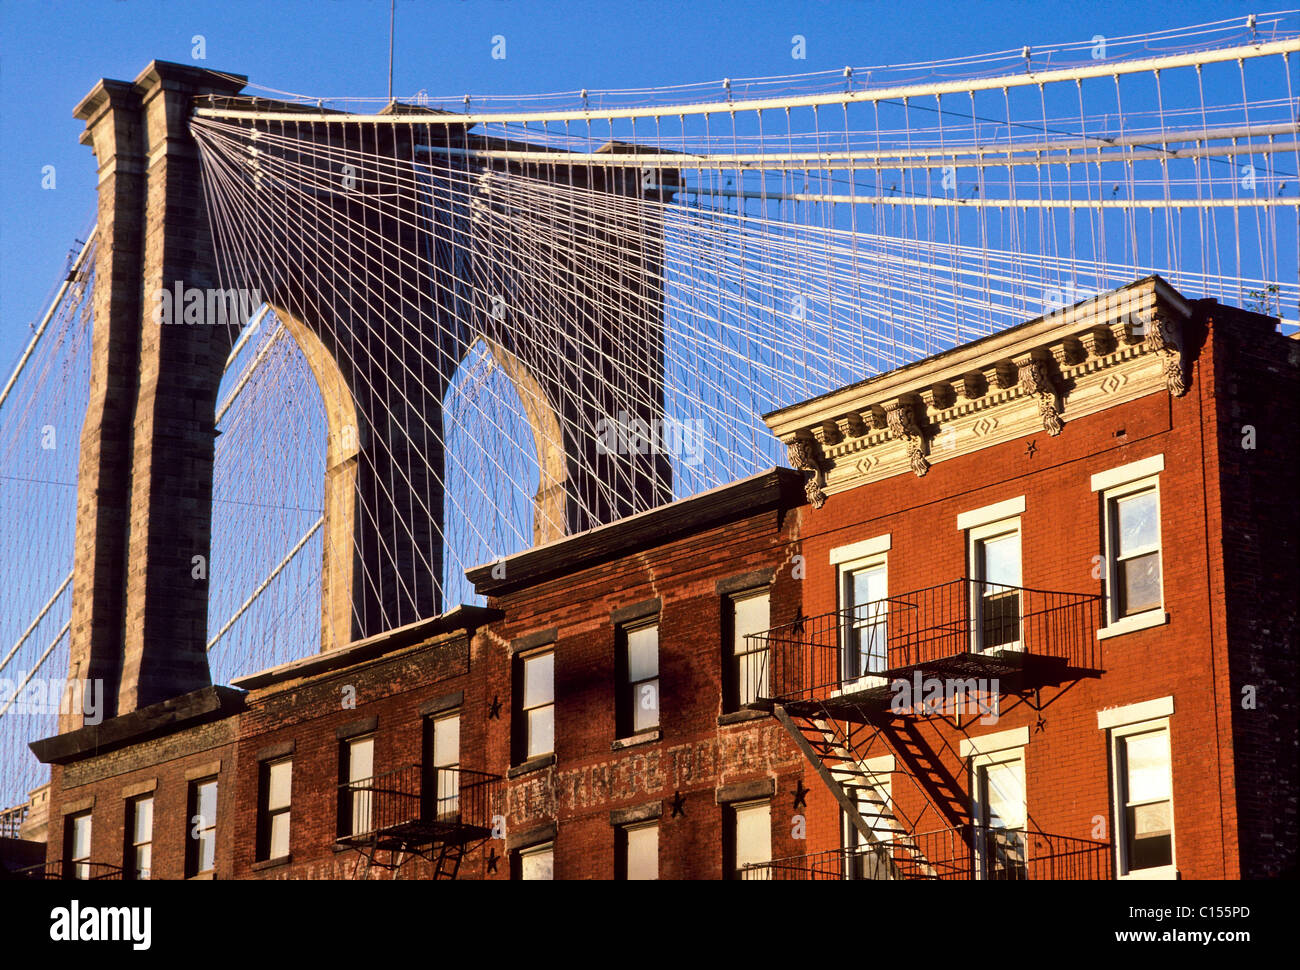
[186, 870, 215, 881]
[1118, 864, 1179, 881]
[251, 855, 291, 872]
[1097, 609, 1168, 641]
[717, 709, 769, 727]
[612, 729, 660, 751]
[508, 753, 556, 778]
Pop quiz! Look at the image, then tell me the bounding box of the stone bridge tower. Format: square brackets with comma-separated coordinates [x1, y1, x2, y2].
[62, 61, 673, 729]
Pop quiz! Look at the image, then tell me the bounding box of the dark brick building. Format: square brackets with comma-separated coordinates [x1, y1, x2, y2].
[11, 277, 1298, 881]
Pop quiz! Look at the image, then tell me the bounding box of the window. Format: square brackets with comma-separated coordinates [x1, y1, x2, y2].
[517, 651, 554, 761]
[1111, 722, 1175, 878]
[66, 811, 91, 880]
[618, 623, 659, 736]
[727, 591, 770, 709]
[840, 557, 888, 679]
[517, 842, 554, 880]
[1093, 455, 1166, 636]
[617, 822, 659, 880]
[125, 796, 153, 880]
[339, 736, 374, 839]
[1104, 483, 1163, 621]
[424, 712, 460, 819]
[972, 751, 1026, 879]
[257, 759, 292, 862]
[727, 799, 771, 879]
[186, 779, 217, 877]
[968, 519, 1022, 652]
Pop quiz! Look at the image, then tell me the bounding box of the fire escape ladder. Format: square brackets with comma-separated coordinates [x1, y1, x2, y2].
[433, 840, 466, 879]
[773, 703, 937, 878]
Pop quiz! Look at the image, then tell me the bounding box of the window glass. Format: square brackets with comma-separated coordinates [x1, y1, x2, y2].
[523, 653, 554, 708]
[627, 626, 658, 682]
[431, 714, 460, 769]
[625, 823, 658, 880]
[626, 625, 659, 733]
[527, 707, 554, 758]
[348, 737, 374, 783]
[980, 531, 1021, 588]
[193, 780, 217, 873]
[132, 797, 153, 845]
[1107, 485, 1163, 619]
[267, 760, 291, 811]
[130, 796, 153, 880]
[1116, 490, 1159, 554]
[845, 563, 887, 675]
[732, 594, 770, 651]
[733, 593, 770, 706]
[980, 759, 1026, 829]
[269, 812, 290, 859]
[428, 714, 461, 815]
[71, 814, 91, 859]
[520, 844, 553, 880]
[1122, 729, 1173, 871]
[346, 739, 374, 837]
[733, 801, 771, 873]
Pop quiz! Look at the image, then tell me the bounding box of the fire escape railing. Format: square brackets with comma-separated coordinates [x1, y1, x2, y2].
[746, 578, 1102, 704]
[740, 825, 1112, 880]
[337, 765, 502, 847]
[9, 860, 124, 881]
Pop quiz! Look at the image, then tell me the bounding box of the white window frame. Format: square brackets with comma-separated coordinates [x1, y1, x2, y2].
[1093, 459, 1167, 639]
[128, 796, 153, 880]
[1104, 712, 1177, 880]
[426, 711, 460, 819]
[67, 811, 92, 881]
[342, 736, 374, 839]
[968, 744, 1027, 880]
[258, 759, 292, 862]
[519, 650, 555, 761]
[620, 821, 659, 881]
[620, 620, 660, 736]
[188, 778, 218, 876]
[837, 551, 889, 689]
[729, 589, 770, 708]
[730, 798, 772, 879]
[966, 516, 1024, 654]
[518, 841, 554, 880]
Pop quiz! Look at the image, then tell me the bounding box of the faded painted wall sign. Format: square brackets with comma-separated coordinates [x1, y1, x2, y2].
[503, 724, 800, 824]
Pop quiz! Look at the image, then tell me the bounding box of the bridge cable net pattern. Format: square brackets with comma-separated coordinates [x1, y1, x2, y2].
[0, 12, 1296, 810]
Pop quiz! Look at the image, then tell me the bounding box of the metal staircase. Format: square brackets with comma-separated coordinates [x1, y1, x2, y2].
[773, 703, 939, 879]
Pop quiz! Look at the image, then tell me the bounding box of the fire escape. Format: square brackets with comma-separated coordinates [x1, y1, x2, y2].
[336, 766, 502, 879]
[742, 578, 1111, 880]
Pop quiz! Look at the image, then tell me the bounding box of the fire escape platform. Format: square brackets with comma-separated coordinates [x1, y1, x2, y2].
[766, 650, 1076, 720]
[336, 818, 492, 852]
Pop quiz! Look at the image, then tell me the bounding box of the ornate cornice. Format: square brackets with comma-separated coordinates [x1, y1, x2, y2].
[1146, 308, 1188, 396]
[765, 276, 1194, 496]
[786, 437, 828, 508]
[882, 399, 930, 477]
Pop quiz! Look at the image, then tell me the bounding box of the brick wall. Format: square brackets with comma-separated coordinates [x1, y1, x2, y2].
[1201, 308, 1299, 878]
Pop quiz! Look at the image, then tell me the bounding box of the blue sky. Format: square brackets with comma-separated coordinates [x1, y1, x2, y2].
[0, 0, 1270, 369]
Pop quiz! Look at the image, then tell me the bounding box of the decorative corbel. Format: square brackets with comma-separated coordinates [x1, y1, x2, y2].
[1079, 325, 1116, 359]
[1016, 352, 1064, 436]
[883, 399, 930, 477]
[1146, 310, 1188, 397]
[786, 436, 828, 508]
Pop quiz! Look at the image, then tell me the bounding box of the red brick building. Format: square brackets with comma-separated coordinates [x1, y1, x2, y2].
[16, 277, 1297, 881]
